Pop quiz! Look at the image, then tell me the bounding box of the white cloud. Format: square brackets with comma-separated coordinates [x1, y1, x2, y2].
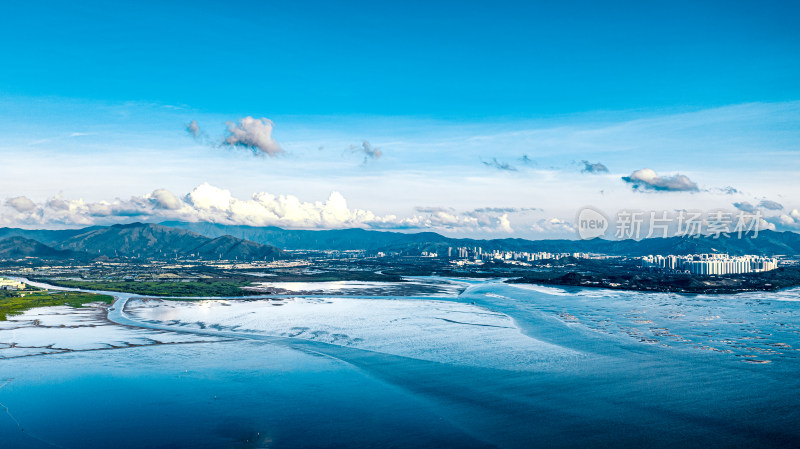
[497, 214, 513, 233]
[531, 217, 575, 235]
[778, 214, 795, 226]
[770, 209, 800, 230]
[223, 117, 283, 156]
[149, 189, 184, 210]
[759, 217, 777, 231]
[0, 183, 514, 233]
[5, 196, 36, 213]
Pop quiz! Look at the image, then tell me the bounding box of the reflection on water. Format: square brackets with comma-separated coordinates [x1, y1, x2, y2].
[0, 342, 488, 449]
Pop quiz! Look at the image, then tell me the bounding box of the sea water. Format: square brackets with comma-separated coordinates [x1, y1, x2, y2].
[1, 279, 799, 448]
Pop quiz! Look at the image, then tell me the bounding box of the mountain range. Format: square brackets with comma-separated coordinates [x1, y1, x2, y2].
[0, 236, 85, 260]
[160, 221, 800, 257]
[0, 223, 284, 261]
[1, 221, 799, 262]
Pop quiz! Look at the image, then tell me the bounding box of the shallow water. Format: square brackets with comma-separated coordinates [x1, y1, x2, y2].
[1, 278, 799, 448]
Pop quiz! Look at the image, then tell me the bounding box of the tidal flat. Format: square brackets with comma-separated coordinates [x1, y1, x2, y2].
[1, 277, 799, 448]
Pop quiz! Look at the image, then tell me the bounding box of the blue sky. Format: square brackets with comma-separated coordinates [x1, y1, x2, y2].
[1, 1, 799, 237]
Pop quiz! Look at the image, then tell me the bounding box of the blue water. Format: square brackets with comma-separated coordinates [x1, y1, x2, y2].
[2, 280, 800, 448]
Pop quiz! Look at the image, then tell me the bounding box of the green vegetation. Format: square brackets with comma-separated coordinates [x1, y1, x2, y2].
[0, 290, 114, 320]
[253, 271, 405, 282]
[30, 271, 405, 298]
[34, 279, 262, 297]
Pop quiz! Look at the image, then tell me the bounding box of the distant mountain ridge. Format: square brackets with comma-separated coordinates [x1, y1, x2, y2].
[160, 221, 800, 257]
[0, 236, 85, 260]
[0, 223, 284, 261]
[1, 221, 799, 262]
[0, 227, 101, 247]
[159, 221, 450, 252]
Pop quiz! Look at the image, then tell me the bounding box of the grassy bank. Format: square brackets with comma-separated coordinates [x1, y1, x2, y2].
[0, 290, 114, 320]
[32, 279, 262, 297]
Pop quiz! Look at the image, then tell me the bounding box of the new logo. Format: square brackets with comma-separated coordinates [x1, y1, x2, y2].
[576, 207, 608, 239]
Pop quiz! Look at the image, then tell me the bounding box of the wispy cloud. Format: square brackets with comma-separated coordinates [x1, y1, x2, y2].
[414, 206, 453, 213]
[580, 160, 609, 174]
[734, 199, 784, 212]
[481, 158, 517, 171]
[469, 207, 538, 214]
[758, 199, 783, 210]
[711, 186, 739, 195]
[733, 201, 757, 213]
[186, 120, 201, 138]
[349, 140, 383, 163]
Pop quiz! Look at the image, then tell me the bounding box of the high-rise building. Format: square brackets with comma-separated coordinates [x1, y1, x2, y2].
[641, 254, 779, 276]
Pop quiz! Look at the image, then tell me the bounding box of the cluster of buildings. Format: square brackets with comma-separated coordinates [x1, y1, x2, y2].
[641, 254, 779, 276]
[0, 277, 26, 290]
[447, 247, 598, 262]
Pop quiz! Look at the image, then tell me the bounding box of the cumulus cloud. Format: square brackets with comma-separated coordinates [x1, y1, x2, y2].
[408, 206, 531, 233]
[46, 195, 75, 212]
[223, 117, 283, 156]
[580, 160, 609, 174]
[180, 184, 383, 228]
[777, 213, 797, 226]
[149, 189, 184, 210]
[758, 199, 783, 210]
[497, 214, 513, 233]
[405, 208, 513, 232]
[742, 201, 795, 231]
[481, 158, 517, 171]
[5, 196, 37, 213]
[531, 217, 575, 235]
[759, 218, 777, 232]
[773, 209, 800, 230]
[350, 141, 382, 163]
[621, 168, 698, 192]
[0, 184, 515, 233]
